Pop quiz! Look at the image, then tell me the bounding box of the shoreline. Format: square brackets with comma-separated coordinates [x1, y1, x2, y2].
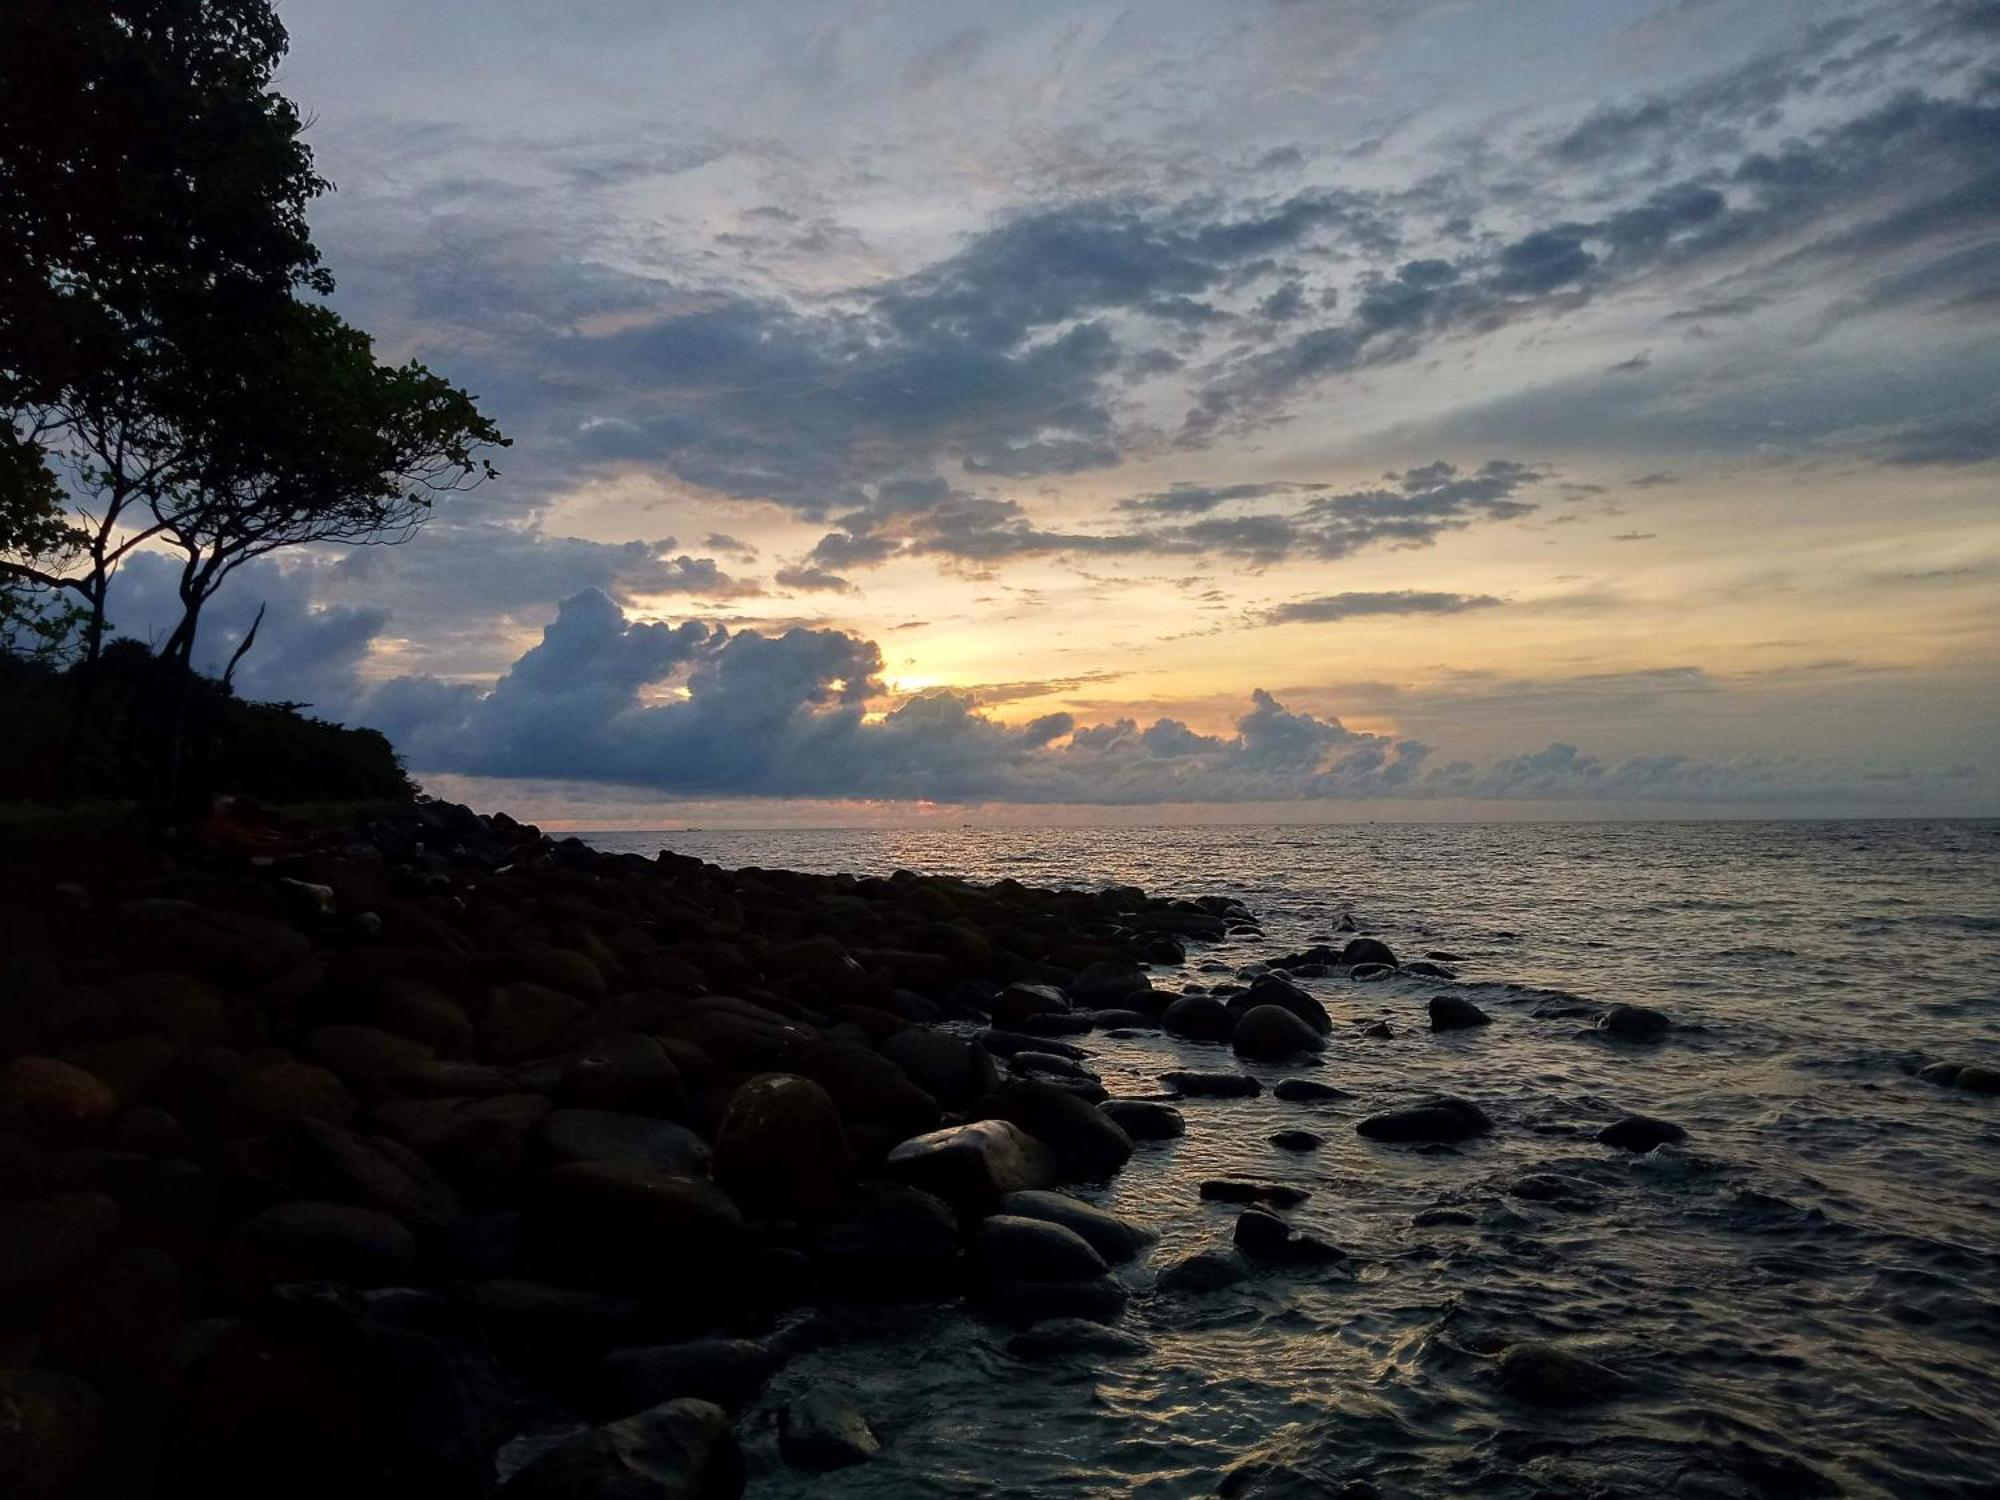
[1, 796, 1429, 1497]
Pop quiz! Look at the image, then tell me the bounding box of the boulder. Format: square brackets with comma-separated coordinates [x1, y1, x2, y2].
[880, 1028, 997, 1110]
[0, 1057, 117, 1141]
[1199, 1180, 1310, 1208]
[1069, 961, 1151, 1007]
[0, 1191, 120, 1301]
[979, 1274, 1128, 1326]
[1098, 1099, 1185, 1141]
[228, 1059, 357, 1130]
[980, 1029, 1086, 1061]
[1161, 994, 1235, 1043]
[811, 1183, 961, 1292]
[884, 1119, 1055, 1205]
[1272, 1079, 1348, 1104]
[541, 1109, 714, 1178]
[792, 1041, 940, 1134]
[1015, 1012, 1094, 1038]
[479, 984, 589, 1064]
[111, 973, 230, 1045]
[975, 1214, 1108, 1282]
[1338, 938, 1397, 969]
[780, 1391, 879, 1471]
[1597, 1114, 1687, 1152]
[225, 1201, 416, 1290]
[1356, 1097, 1493, 1144]
[984, 1079, 1134, 1181]
[496, 1396, 743, 1499]
[1010, 1050, 1098, 1083]
[305, 1025, 434, 1086]
[1232, 1209, 1345, 1264]
[1958, 1065, 2000, 1095]
[1598, 1004, 1671, 1041]
[596, 1338, 774, 1417]
[0, 1368, 99, 1500]
[1494, 1342, 1632, 1407]
[1229, 974, 1331, 1034]
[1428, 995, 1492, 1031]
[1156, 1245, 1251, 1294]
[711, 1074, 847, 1217]
[1267, 1130, 1324, 1151]
[296, 1118, 463, 1230]
[523, 1163, 744, 1287]
[1008, 1318, 1148, 1360]
[1231, 1005, 1325, 1060]
[559, 1034, 687, 1117]
[1161, 1070, 1261, 1099]
[990, 983, 1071, 1030]
[996, 1190, 1155, 1262]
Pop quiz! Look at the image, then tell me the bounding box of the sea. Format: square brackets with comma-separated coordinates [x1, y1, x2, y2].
[579, 820, 2000, 1498]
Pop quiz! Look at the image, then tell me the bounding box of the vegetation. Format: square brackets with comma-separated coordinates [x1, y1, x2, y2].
[0, 0, 504, 805]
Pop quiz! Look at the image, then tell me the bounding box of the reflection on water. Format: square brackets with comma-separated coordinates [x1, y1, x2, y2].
[584, 821, 2000, 1498]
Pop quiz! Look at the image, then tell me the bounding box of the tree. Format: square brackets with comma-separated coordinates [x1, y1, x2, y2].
[0, 0, 331, 661]
[0, 423, 85, 661]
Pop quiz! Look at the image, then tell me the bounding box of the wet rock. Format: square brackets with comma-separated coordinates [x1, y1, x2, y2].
[1161, 1070, 1261, 1099]
[1597, 1114, 1687, 1152]
[1161, 994, 1236, 1042]
[470, 1278, 655, 1356]
[812, 1183, 961, 1291]
[1402, 960, 1458, 979]
[0, 1368, 99, 1500]
[1339, 938, 1398, 969]
[496, 1396, 742, 1499]
[1411, 1206, 1478, 1227]
[975, 1214, 1108, 1281]
[523, 1163, 744, 1288]
[1231, 1004, 1326, 1060]
[780, 1390, 879, 1471]
[1428, 995, 1491, 1031]
[1, 1056, 118, 1143]
[1494, 1341, 1633, 1407]
[985, 1079, 1134, 1181]
[226, 1201, 416, 1290]
[997, 1189, 1156, 1262]
[1008, 1317, 1148, 1360]
[1230, 974, 1332, 1034]
[793, 1041, 940, 1135]
[109, 1105, 192, 1156]
[711, 1073, 847, 1217]
[559, 1034, 687, 1117]
[1088, 1009, 1158, 1031]
[1357, 1020, 1395, 1039]
[880, 1029, 997, 1110]
[1011, 1050, 1098, 1083]
[980, 1029, 1087, 1061]
[45, 1245, 182, 1384]
[1200, 1179, 1310, 1208]
[979, 1274, 1128, 1326]
[1272, 1078, 1348, 1103]
[1267, 1129, 1324, 1151]
[1918, 1061, 1963, 1086]
[305, 1025, 434, 1088]
[1156, 1245, 1252, 1294]
[1959, 1065, 2000, 1095]
[1356, 1097, 1493, 1144]
[111, 971, 232, 1045]
[596, 1338, 775, 1417]
[374, 1092, 553, 1187]
[885, 1118, 1056, 1205]
[1508, 1173, 1604, 1209]
[1069, 960, 1151, 1007]
[1233, 1209, 1345, 1264]
[1350, 963, 1398, 982]
[990, 983, 1070, 1031]
[542, 1109, 715, 1178]
[1597, 1004, 1671, 1041]
[1099, 1099, 1185, 1140]
[1017, 1011, 1094, 1038]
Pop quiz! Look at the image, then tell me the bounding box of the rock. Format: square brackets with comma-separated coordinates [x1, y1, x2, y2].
[1230, 974, 1331, 1034]
[1161, 994, 1236, 1042]
[497, 1396, 743, 1499]
[1069, 960, 1151, 1007]
[793, 1041, 939, 1134]
[1428, 995, 1491, 1031]
[559, 1034, 687, 1117]
[1011, 1050, 1098, 1083]
[1231, 1005, 1325, 1060]
[0, 1368, 99, 1500]
[542, 1109, 715, 1178]
[711, 1074, 847, 1217]
[780, 1391, 879, 1471]
[1161, 1070, 1261, 1098]
[975, 1214, 1108, 1281]
[1598, 1004, 1671, 1041]
[985, 1079, 1134, 1181]
[1356, 1097, 1493, 1144]
[1597, 1114, 1687, 1152]
[479, 983, 589, 1064]
[1956, 1064, 2000, 1095]
[305, 1025, 434, 1086]
[1495, 1342, 1632, 1407]
[1918, 1061, 1963, 1086]
[1339, 938, 1398, 969]
[1357, 1020, 1395, 1039]
[523, 1163, 744, 1288]
[980, 1029, 1087, 1061]
[0, 1057, 117, 1140]
[596, 1338, 774, 1417]
[1350, 963, 1398, 982]
[1402, 961, 1458, 979]
[1233, 1209, 1345, 1264]
[44, 1247, 184, 1381]
[1411, 1206, 1478, 1228]
[374, 1092, 553, 1187]
[880, 1028, 997, 1110]
[228, 1059, 357, 1130]
[1156, 1245, 1252, 1294]
[0, 1191, 120, 1301]
[111, 971, 231, 1045]
[226, 1201, 416, 1290]
[296, 1118, 463, 1230]
[1267, 1130, 1324, 1151]
[1088, 1009, 1158, 1031]
[1272, 1079, 1348, 1103]
[1016, 1011, 1094, 1038]
[1099, 1099, 1185, 1140]
[990, 982, 1070, 1030]
[885, 1118, 1056, 1205]
[1200, 1179, 1310, 1208]
[109, 1105, 192, 1156]
[812, 1183, 961, 1291]
[1008, 1317, 1148, 1360]
[979, 1274, 1128, 1326]
[996, 1190, 1155, 1262]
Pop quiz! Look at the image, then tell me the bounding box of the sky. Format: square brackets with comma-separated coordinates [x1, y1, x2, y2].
[107, 0, 2000, 823]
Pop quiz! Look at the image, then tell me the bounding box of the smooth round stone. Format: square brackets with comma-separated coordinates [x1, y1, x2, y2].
[1161, 1071, 1261, 1099]
[1099, 1099, 1185, 1141]
[997, 1190, 1155, 1262]
[1428, 995, 1492, 1031]
[1356, 1097, 1492, 1144]
[1597, 1114, 1687, 1152]
[1267, 1130, 1324, 1151]
[975, 1214, 1108, 1282]
[1008, 1317, 1149, 1360]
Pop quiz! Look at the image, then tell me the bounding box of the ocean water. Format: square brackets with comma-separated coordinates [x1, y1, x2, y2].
[581, 820, 2000, 1498]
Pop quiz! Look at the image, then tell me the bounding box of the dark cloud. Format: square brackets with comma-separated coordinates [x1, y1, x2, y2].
[772, 565, 856, 592]
[1873, 408, 2000, 466]
[1259, 590, 1503, 625]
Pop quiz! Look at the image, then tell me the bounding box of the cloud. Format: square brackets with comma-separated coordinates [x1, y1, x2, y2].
[772, 565, 856, 592]
[1258, 590, 1503, 625]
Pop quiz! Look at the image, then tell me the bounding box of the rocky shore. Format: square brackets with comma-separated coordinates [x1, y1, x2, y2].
[0, 799, 1693, 1498]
